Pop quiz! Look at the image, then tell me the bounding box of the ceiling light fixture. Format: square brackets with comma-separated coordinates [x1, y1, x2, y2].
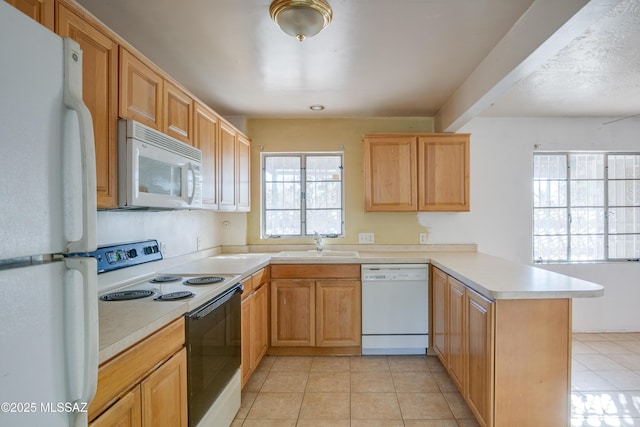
[269, 0, 333, 42]
[309, 104, 325, 111]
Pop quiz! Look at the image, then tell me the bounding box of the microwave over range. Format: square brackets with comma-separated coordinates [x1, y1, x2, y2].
[118, 119, 203, 209]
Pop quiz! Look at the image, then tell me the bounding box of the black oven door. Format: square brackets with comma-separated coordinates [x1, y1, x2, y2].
[185, 282, 242, 427]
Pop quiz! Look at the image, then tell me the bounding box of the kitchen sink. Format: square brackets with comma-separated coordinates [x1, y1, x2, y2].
[274, 250, 359, 258]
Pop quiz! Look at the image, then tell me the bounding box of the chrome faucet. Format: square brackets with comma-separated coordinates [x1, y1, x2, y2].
[313, 231, 323, 252]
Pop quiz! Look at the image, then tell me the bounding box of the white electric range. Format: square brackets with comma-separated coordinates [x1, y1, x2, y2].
[87, 240, 243, 427]
[93, 240, 241, 309]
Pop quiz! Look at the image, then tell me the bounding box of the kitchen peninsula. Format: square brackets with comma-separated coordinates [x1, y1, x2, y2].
[96, 248, 603, 427]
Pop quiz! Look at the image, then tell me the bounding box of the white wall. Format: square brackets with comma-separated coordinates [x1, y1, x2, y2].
[419, 116, 640, 332]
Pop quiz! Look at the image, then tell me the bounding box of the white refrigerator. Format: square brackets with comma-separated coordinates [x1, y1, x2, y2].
[0, 2, 99, 426]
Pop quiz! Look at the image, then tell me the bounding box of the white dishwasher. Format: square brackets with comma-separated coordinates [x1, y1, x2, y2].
[361, 264, 429, 355]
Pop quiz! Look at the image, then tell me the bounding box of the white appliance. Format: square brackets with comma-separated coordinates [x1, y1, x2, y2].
[118, 119, 203, 210]
[0, 3, 98, 426]
[361, 264, 429, 355]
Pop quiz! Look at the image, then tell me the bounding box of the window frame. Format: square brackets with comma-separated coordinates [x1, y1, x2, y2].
[261, 151, 345, 239]
[533, 151, 640, 263]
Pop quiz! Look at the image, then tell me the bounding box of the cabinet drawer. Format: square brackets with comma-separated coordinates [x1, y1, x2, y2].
[271, 264, 360, 280]
[252, 267, 270, 290]
[241, 276, 253, 300]
[89, 318, 185, 421]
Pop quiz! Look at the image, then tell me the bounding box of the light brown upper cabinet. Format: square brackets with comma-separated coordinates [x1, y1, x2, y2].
[193, 102, 219, 209]
[418, 134, 470, 211]
[6, 0, 54, 30]
[119, 47, 163, 131]
[218, 121, 251, 211]
[363, 135, 418, 211]
[57, 2, 119, 208]
[218, 121, 238, 211]
[163, 80, 193, 145]
[236, 134, 251, 212]
[363, 133, 470, 212]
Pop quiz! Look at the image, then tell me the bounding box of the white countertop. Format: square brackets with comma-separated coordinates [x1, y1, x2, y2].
[160, 253, 272, 276]
[428, 252, 604, 300]
[97, 248, 603, 363]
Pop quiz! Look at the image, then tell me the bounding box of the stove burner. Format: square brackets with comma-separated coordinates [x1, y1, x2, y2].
[100, 290, 154, 301]
[183, 276, 225, 286]
[154, 291, 194, 301]
[150, 276, 182, 283]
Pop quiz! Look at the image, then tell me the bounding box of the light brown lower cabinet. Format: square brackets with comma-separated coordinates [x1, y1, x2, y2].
[432, 266, 448, 365]
[431, 266, 571, 427]
[140, 348, 188, 427]
[466, 287, 493, 427]
[269, 264, 361, 355]
[89, 386, 141, 427]
[241, 268, 270, 387]
[447, 277, 466, 392]
[88, 318, 187, 427]
[315, 280, 361, 347]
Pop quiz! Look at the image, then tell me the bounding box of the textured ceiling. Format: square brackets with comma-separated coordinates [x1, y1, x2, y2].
[482, 0, 640, 119]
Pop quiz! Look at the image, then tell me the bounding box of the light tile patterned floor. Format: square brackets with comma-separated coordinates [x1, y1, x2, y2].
[572, 333, 640, 427]
[231, 333, 640, 427]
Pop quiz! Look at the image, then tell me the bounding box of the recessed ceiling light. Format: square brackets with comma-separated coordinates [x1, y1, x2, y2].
[309, 104, 325, 111]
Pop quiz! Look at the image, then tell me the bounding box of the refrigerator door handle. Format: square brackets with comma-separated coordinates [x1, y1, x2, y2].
[63, 38, 97, 254]
[64, 257, 98, 427]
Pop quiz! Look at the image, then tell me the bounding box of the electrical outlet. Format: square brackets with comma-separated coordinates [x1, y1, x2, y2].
[196, 236, 201, 251]
[358, 232, 375, 244]
[419, 233, 428, 244]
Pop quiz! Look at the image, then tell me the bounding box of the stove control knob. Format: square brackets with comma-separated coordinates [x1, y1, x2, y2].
[127, 249, 137, 258]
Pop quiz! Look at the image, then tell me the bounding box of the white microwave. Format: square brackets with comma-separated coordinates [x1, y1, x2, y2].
[118, 119, 202, 209]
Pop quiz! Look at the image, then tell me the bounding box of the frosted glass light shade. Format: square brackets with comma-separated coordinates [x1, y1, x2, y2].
[270, 0, 333, 41]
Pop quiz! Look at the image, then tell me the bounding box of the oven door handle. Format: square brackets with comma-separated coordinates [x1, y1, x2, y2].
[188, 283, 243, 320]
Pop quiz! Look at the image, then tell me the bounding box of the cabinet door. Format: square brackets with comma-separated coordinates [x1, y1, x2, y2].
[141, 348, 188, 427]
[363, 135, 417, 211]
[57, 4, 119, 208]
[236, 133, 251, 212]
[466, 288, 494, 427]
[316, 280, 361, 347]
[271, 280, 315, 347]
[417, 134, 470, 211]
[448, 277, 466, 393]
[90, 385, 141, 427]
[193, 103, 219, 209]
[250, 283, 269, 367]
[241, 294, 252, 387]
[6, 0, 53, 30]
[119, 48, 163, 130]
[163, 81, 193, 145]
[432, 267, 449, 364]
[218, 121, 237, 211]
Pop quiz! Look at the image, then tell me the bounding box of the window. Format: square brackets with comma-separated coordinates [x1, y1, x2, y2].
[533, 152, 640, 262]
[262, 153, 344, 238]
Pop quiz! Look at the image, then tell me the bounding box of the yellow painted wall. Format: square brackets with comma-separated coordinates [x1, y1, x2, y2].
[245, 117, 434, 245]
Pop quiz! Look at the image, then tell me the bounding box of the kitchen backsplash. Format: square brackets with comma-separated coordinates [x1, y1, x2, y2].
[97, 210, 223, 258]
